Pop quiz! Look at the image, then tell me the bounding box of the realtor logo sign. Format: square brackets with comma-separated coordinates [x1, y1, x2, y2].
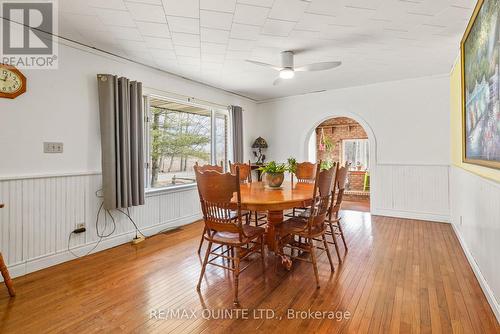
[1, 0, 58, 69]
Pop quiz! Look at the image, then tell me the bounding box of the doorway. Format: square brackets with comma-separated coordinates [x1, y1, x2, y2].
[314, 117, 370, 212]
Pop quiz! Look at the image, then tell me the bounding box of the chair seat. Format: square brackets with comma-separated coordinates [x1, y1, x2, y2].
[210, 225, 265, 245]
[277, 217, 325, 237]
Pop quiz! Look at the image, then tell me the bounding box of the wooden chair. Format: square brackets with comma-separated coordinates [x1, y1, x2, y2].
[229, 160, 252, 183]
[0, 204, 15, 297]
[325, 166, 349, 262]
[288, 162, 317, 218]
[277, 164, 336, 288]
[229, 160, 267, 226]
[195, 166, 265, 306]
[194, 161, 223, 173]
[195, 162, 250, 254]
[292, 161, 317, 183]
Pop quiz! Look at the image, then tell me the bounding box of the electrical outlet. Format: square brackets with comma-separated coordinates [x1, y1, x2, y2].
[76, 223, 85, 230]
[44, 142, 64, 153]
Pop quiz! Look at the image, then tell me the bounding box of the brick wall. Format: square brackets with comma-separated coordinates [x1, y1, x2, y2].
[316, 117, 368, 163]
[316, 117, 369, 193]
[348, 171, 366, 191]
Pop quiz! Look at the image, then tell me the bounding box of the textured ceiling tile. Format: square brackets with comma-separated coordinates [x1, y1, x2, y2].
[268, 0, 308, 22]
[200, 10, 234, 30]
[108, 26, 144, 41]
[136, 21, 171, 38]
[201, 28, 231, 44]
[262, 19, 296, 37]
[200, 0, 236, 13]
[125, 2, 165, 23]
[172, 32, 201, 47]
[95, 8, 136, 27]
[162, 0, 199, 18]
[166, 16, 200, 34]
[60, 0, 97, 15]
[88, 0, 128, 10]
[227, 38, 255, 51]
[295, 13, 336, 32]
[233, 4, 269, 26]
[230, 23, 261, 40]
[306, 0, 343, 16]
[201, 42, 227, 54]
[175, 45, 201, 57]
[202, 53, 226, 63]
[144, 36, 174, 49]
[237, 0, 274, 7]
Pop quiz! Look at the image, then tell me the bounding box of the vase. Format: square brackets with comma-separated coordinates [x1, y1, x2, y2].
[265, 172, 284, 188]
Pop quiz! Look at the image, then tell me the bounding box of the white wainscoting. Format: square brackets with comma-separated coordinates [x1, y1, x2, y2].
[449, 167, 500, 321]
[371, 164, 450, 222]
[0, 173, 201, 279]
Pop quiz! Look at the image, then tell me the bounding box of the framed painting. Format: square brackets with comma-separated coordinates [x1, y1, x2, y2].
[461, 0, 500, 169]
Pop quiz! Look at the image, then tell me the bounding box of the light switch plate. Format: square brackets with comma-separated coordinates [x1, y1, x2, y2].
[44, 142, 63, 153]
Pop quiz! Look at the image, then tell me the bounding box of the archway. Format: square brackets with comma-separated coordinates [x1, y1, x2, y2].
[304, 113, 377, 213]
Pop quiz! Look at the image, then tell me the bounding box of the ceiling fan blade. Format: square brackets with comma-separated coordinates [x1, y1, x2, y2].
[245, 60, 281, 71]
[273, 77, 283, 86]
[295, 61, 342, 72]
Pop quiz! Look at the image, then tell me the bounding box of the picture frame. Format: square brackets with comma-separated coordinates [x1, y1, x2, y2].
[461, 0, 500, 169]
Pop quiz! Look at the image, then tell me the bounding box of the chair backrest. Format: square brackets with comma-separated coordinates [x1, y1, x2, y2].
[195, 161, 223, 173]
[331, 166, 348, 217]
[293, 162, 317, 183]
[307, 164, 336, 233]
[194, 166, 245, 239]
[229, 160, 252, 183]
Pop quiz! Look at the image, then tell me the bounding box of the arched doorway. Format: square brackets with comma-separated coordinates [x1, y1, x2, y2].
[311, 117, 371, 212]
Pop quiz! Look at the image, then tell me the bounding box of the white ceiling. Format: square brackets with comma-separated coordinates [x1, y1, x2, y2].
[57, 0, 475, 101]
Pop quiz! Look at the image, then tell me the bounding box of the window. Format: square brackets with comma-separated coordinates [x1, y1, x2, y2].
[145, 95, 229, 189]
[342, 139, 369, 171]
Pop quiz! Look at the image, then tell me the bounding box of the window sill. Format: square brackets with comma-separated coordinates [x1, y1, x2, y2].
[145, 183, 197, 196]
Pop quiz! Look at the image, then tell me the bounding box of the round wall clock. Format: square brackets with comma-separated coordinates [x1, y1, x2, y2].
[0, 64, 27, 99]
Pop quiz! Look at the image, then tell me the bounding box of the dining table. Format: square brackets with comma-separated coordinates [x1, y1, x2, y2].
[238, 181, 314, 253]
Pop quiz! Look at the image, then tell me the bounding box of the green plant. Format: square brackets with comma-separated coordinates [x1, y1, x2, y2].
[287, 157, 297, 173]
[258, 161, 289, 174]
[320, 160, 334, 170]
[323, 137, 335, 152]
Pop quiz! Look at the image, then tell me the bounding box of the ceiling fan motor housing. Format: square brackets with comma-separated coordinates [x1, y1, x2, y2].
[281, 51, 294, 69]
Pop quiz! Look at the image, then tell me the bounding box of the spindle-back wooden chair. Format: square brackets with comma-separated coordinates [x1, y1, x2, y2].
[195, 166, 265, 306]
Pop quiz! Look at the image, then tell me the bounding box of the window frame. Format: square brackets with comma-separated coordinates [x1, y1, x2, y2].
[143, 93, 231, 193]
[341, 138, 370, 171]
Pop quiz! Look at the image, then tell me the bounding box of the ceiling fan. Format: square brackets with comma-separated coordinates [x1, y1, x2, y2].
[245, 50, 341, 86]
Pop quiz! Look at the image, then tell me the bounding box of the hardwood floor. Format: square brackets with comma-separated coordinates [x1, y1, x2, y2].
[0, 210, 498, 333]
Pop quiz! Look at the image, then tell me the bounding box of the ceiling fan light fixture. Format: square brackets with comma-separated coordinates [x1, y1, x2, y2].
[279, 68, 295, 79]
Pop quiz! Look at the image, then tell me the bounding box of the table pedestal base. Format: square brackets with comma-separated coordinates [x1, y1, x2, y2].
[265, 210, 292, 270]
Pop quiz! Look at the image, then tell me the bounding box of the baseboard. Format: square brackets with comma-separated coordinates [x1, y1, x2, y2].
[2, 213, 202, 281]
[451, 223, 500, 323]
[371, 208, 450, 223]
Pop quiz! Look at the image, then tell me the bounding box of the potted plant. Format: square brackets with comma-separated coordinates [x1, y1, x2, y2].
[258, 161, 290, 188]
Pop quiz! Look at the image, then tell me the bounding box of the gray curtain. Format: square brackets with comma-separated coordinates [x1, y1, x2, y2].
[97, 74, 145, 210]
[231, 105, 244, 163]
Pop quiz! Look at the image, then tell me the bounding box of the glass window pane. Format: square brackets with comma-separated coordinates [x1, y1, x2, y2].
[149, 99, 212, 188]
[343, 139, 369, 171]
[215, 114, 228, 169]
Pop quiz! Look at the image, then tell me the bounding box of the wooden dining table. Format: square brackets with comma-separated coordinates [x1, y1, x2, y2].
[238, 181, 314, 252]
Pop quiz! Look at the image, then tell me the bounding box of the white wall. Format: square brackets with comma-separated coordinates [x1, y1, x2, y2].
[0, 41, 259, 278]
[0, 41, 259, 178]
[257, 74, 451, 221]
[450, 167, 500, 320]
